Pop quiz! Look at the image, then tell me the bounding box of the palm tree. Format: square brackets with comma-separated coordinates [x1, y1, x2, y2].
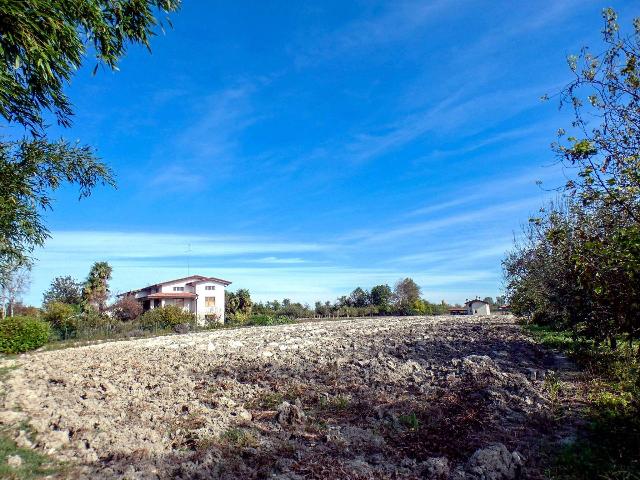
[83, 261, 112, 312]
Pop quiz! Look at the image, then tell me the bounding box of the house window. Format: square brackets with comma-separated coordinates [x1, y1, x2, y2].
[205, 285, 215, 291]
[205, 296, 215, 307]
[173, 286, 184, 292]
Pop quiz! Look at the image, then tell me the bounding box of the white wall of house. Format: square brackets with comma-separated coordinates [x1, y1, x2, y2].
[194, 281, 225, 323]
[467, 301, 490, 315]
[160, 281, 195, 294]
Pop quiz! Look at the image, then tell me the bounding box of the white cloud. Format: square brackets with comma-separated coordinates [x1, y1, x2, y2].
[243, 257, 309, 264]
[404, 167, 563, 219]
[351, 197, 541, 245]
[37, 231, 329, 262]
[296, 0, 456, 66]
[148, 165, 206, 192]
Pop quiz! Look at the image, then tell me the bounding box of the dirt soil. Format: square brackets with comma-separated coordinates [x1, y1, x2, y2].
[0, 316, 580, 479]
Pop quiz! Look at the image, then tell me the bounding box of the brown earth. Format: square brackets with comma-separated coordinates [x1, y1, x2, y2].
[0, 316, 580, 479]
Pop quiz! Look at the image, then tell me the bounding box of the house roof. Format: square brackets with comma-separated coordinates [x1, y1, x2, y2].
[146, 292, 197, 299]
[185, 277, 232, 286]
[118, 274, 232, 296]
[465, 299, 489, 306]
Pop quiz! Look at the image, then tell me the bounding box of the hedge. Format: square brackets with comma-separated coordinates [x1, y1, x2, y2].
[0, 316, 51, 353]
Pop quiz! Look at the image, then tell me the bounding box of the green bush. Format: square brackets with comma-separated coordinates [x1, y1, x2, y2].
[72, 311, 125, 339]
[245, 314, 293, 326]
[137, 305, 195, 331]
[0, 316, 51, 353]
[224, 313, 293, 327]
[43, 302, 79, 339]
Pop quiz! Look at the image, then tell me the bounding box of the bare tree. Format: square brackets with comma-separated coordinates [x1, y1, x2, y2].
[0, 264, 31, 318]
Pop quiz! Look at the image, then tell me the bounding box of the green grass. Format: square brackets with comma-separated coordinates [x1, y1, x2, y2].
[523, 323, 640, 480]
[0, 433, 60, 479]
[219, 428, 258, 448]
[318, 393, 351, 410]
[0, 364, 61, 479]
[523, 324, 578, 351]
[399, 412, 420, 431]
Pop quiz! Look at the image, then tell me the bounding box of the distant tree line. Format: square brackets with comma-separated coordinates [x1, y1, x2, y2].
[503, 9, 640, 350]
[225, 278, 459, 320]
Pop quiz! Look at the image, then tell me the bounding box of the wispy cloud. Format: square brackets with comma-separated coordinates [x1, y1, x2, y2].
[240, 257, 309, 264]
[404, 168, 561, 219]
[148, 165, 206, 193]
[392, 241, 513, 267]
[38, 231, 330, 264]
[342, 85, 549, 166]
[175, 84, 258, 174]
[301, 0, 453, 62]
[347, 197, 541, 245]
[135, 82, 264, 193]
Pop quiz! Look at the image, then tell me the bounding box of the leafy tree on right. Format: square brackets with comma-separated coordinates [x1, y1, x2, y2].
[504, 8, 640, 350]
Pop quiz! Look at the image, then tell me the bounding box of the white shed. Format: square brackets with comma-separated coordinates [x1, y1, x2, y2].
[465, 298, 491, 315]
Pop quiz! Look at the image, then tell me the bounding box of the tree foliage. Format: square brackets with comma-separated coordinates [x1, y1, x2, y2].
[0, 315, 50, 353]
[82, 261, 112, 312]
[225, 289, 253, 316]
[0, 0, 180, 131]
[552, 8, 640, 222]
[138, 304, 194, 330]
[506, 9, 640, 349]
[370, 284, 393, 310]
[110, 295, 143, 321]
[393, 278, 421, 312]
[349, 287, 369, 308]
[0, 140, 114, 274]
[43, 301, 78, 337]
[42, 275, 82, 306]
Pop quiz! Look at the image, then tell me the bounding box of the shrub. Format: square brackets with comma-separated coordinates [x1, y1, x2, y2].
[223, 314, 294, 328]
[54, 311, 127, 341]
[109, 295, 143, 321]
[0, 316, 51, 353]
[245, 314, 293, 326]
[43, 302, 79, 338]
[137, 305, 195, 331]
[278, 303, 313, 318]
[225, 312, 248, 326]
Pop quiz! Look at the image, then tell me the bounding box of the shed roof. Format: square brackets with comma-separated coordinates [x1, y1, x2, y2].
[465, 299, 489, 306]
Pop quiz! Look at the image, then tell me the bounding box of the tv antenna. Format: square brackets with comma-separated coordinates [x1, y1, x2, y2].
[186, 243, 192, 276]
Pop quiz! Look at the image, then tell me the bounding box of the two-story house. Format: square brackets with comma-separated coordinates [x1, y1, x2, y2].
[118, 275, 231, 324]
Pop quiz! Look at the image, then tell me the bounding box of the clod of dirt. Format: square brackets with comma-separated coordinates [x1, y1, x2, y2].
[7, 454, 23, 468]
[422, 456, 450, 478]
[465, 443, 525, 480]
[0, 410, 26, 426]
[276, 401, 306, 426]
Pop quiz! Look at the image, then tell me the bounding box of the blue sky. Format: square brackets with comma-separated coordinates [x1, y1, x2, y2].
[20, 0, 637, 306]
